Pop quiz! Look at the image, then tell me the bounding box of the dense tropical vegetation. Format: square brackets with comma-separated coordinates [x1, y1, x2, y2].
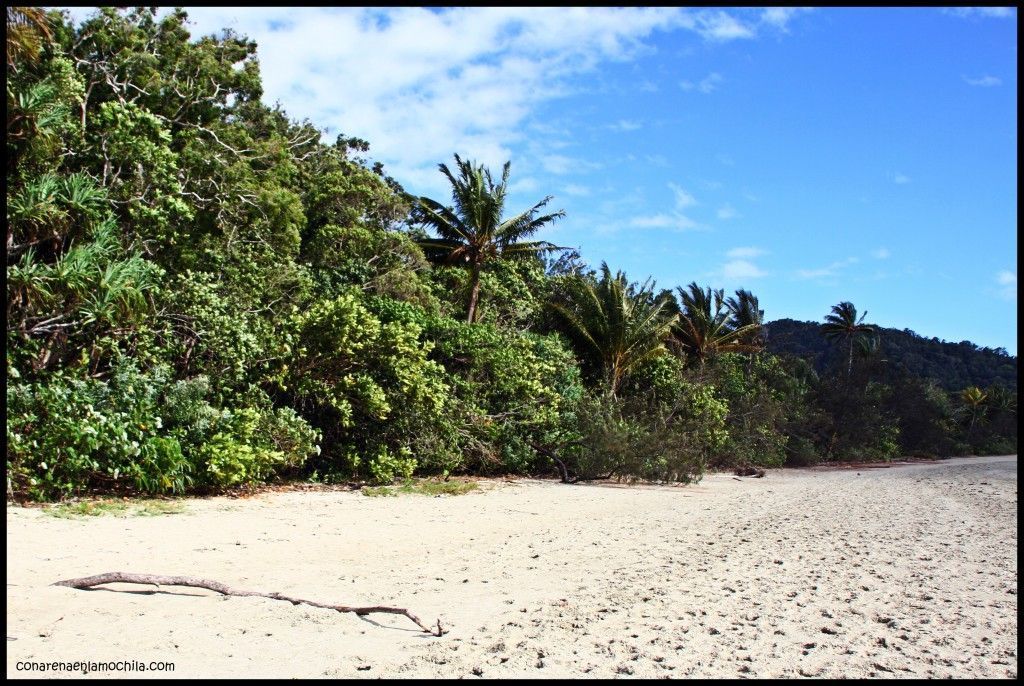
[6, 8, 1017, 501]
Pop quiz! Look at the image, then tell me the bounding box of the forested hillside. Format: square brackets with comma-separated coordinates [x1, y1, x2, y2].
[765, 319, 1018, 391]
[6, 8, 1017, 501]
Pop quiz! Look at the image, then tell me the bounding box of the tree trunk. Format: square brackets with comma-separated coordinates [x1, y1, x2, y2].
[466, 263, 482, 324]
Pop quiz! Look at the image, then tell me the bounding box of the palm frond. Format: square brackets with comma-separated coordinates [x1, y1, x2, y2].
[550, 262, 675, 393]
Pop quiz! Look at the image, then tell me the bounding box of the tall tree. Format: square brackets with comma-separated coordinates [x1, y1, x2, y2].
[414, 154, 564, 323]
[549, 263, 676, 396]
[673, 282, 760, 367]
[725, 288, 765, 347]
[821, 301, 875, 378]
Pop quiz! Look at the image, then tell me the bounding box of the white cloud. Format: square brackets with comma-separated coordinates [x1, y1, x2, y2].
[760, 8, 813, 31]
[690, 11, 756, 41]
[679, 72, 723, 94]
[727, 247, 765, 259]
[942, 8, 1015, 19]
[59, 6, 693, 197]
[717, 204, 739, 220]
[716, 246, 768, 281]
[57, 6, 800, 201]
[721, 259, 767, 280]
[562, 183, 591, 197]
[872, 247, 891, 259]
[626, 182, 702, 231]
[668, 182, 697, 209]
[540, 154, 601, 175]
[964, 75, 1002, 87]
[508, 176, 539, 194]
[997, 270, 1017, 300]
[630, 213, 699, 231]
[607, 119, 642, 131]
[795, 257, 859, 280]
[795, 266, 838, 280]
[892, 172, 911, 184]
[631, 214, 675, 228]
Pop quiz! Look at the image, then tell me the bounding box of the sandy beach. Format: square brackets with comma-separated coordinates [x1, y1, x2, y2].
[6, 455, 1017, 679]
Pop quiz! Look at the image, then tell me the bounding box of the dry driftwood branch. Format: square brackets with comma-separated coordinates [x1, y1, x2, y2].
[734, 466, 766, 478]
[53, 572, 445, 637]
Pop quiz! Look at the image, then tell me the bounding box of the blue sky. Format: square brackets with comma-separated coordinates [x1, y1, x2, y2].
[63, 7, 1018, 353]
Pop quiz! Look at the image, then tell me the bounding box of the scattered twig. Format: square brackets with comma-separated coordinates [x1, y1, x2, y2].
[53, 572, 446, 636]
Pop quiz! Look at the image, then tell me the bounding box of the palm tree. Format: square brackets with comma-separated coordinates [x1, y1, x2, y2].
[725, 288, 763, 329]
[821, 301, 875, 378]
[672, 282, 761, 366]
[854, 334, 883, 359]
[549, 263, 677, 396]
[725, 288, 766, 350]
[415, 154, 565, 323]
[6, 7, 52, 69]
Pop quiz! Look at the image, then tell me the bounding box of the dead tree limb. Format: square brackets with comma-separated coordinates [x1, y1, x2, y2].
[529, 442, 618, 484]
[53, 572, 446, 636]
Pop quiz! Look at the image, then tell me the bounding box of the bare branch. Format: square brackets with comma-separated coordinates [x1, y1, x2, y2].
[53, 572, 447, 637]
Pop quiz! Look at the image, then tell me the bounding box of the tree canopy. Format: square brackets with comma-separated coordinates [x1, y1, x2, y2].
[5, 7, 1015, 501]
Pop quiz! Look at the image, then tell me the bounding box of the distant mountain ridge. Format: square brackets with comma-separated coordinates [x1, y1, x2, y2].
[764, 318, 1018, 391]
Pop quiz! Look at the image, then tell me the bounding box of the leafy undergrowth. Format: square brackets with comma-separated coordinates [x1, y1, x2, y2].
[362, 479, 478, 498]
[44, 499, 186, 518]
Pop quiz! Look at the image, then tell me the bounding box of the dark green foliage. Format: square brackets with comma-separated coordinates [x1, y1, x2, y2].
[423, 316, 584, 475]
[555, 380, 723, 484]
[6, 7, 1015, 500]
[765, 319, 1017, 391]
[879, 374, 958, 458]
[701, 353, 799, 469]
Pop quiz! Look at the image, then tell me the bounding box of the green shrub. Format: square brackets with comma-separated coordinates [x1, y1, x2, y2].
[6, 361, 192, 499]
[6, 359, 319, 500]
[425, 317, 584, 475]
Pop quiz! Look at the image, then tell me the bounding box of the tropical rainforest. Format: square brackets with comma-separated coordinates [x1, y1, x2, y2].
[6, 8, 1018, 501]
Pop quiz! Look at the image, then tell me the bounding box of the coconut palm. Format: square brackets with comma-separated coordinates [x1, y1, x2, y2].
[854, 334, 883, 359]
[6, 6, 52, 68]
[415, 154, 565, 323]
[724, 288, 765, 350]
[821, 301, 875, 377]
[672, 282, 761, 366]
[549, 263, 677, 396]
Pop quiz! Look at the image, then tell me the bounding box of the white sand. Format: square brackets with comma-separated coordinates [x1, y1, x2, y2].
[6, 455, 1017, 679]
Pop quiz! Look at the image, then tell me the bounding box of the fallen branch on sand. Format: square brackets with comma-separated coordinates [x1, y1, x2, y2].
[53, 572, 446, 637]
[734, 466, 766, 478]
